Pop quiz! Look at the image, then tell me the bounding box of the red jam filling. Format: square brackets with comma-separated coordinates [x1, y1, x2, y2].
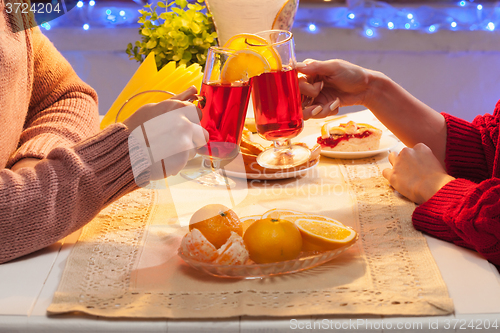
[317, 131, 372, 148]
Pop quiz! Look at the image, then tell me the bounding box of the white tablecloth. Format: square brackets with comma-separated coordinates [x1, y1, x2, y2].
[2, 110, 500, 332]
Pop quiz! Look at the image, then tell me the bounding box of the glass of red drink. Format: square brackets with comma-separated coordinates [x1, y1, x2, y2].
[249, 30, 311, 169]
[181, 47, 252, 186]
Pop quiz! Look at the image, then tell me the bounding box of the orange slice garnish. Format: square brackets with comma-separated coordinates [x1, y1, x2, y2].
[220, 49, 271, 84]
[223, 33, 282, 71]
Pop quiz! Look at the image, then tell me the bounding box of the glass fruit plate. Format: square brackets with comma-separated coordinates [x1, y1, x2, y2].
[177, 234, 358, 279]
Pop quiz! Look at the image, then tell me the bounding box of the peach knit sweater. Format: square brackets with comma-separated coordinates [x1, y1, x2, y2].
[0, 4, 143, 263]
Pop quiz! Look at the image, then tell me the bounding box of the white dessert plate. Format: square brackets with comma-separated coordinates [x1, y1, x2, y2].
[223, 159, 319, 180]
[301, 134, 399, 159]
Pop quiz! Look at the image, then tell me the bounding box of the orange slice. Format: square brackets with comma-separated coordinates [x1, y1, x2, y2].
[220, 49, 271, 84]
[261, 209, 345, 226]
[240, 215, 261, 234]
[294, 218, 357, 251]
[260, 208, 306, 220]
[280, 213, 345, 226]
[223, 33, 282, 71]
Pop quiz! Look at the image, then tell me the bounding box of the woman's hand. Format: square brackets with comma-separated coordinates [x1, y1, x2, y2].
[124, 86, 208, 178]
[297, 59, 377, 119]
[382, 143, 455, 204]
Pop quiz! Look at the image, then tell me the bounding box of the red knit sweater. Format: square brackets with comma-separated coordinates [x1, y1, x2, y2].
[413, 99, 500, 265]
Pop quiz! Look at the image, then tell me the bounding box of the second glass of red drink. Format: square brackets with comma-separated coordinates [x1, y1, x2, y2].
[249, 30, 311, 169]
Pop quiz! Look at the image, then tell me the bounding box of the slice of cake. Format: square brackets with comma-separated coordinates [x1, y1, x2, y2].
[317, 121, 382, 152]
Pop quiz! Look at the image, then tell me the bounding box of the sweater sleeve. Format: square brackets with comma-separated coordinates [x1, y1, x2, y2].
[413, 107, 500, 265]
[442, 113, 491, 182]
[7, 28, 99, 168]
[0, 123, 150, 264]
[413, 178, 500, 265]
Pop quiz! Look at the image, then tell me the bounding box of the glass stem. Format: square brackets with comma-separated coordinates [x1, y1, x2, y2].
[202, 157, 220, 171]
[273, 139, 292, 151]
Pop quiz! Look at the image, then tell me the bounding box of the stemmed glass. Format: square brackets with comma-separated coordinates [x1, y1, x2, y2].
[181, 46, 252, 186]
[249, 30, 310, 169]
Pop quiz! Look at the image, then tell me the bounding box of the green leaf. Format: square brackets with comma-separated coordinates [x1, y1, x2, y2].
[190, 22, 201, 34]
[157, 1, 166, 8]
[171, 7, 183, 15]
[192, 37, 203, 46]
[146, 39, 158, 49]
[175, 0, 188, 9]
[156, 26, 167, 36]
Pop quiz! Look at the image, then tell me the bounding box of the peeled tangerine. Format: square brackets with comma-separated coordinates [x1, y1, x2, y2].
[180, 229, 249, 265]
[213, 231, 249, 265]
[180, 228, 218, 263]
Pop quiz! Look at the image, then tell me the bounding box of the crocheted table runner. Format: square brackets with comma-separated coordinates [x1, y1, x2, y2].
[48, 155, 453, 318]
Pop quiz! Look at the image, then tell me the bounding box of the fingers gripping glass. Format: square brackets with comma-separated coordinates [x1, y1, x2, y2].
[249, 30, 310, 169]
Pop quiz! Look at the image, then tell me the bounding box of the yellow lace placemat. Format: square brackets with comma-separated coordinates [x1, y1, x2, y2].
[48, 156, 453, 318]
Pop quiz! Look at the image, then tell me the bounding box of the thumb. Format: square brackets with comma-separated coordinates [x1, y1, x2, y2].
[382, 167, 392, 181]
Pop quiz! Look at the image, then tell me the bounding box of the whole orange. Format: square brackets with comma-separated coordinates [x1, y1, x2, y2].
[243, 218, 302, 264]
[189, 204, 242, 249]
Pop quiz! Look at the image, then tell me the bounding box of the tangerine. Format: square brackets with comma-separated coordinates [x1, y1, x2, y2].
[189, 204, 242, 249]
[243, 218, 302, 264]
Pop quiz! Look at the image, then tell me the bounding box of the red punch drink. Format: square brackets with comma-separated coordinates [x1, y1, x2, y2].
[197, 82, 251, 159]
[251, 69, 304, 141]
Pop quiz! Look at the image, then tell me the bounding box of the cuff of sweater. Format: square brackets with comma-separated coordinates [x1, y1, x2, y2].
[72, 123, 150, 204]
[413, 178, 476, 248]
[442, 113, 488, 180]
[7, 134, 72, 168]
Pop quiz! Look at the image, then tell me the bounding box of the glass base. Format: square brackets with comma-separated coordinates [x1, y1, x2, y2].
[181, 165, 236, 188]
[257, 144, 311, 169]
